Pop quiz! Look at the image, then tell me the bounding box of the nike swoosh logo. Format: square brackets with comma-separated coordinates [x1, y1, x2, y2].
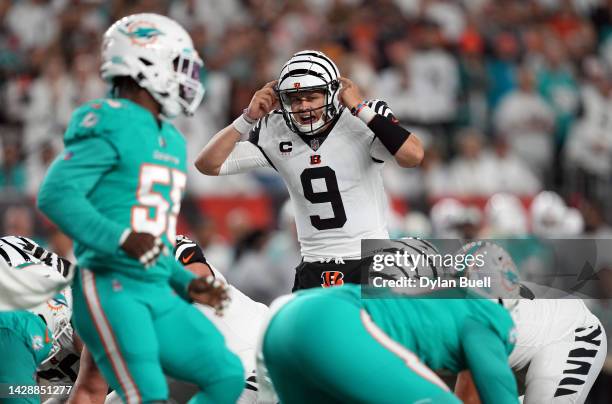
[182, 251, 195, 264]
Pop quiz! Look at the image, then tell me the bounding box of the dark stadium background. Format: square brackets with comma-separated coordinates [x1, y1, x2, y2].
[0, 0, 611, 401]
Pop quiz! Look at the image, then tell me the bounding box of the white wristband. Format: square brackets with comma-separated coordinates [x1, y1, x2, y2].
[118, 228, 131, 247]
[357, 106, 376, 124]
[232, 114, 256, 136]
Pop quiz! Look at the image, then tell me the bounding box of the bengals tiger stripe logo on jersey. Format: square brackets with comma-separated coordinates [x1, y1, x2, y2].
[321, 271, 344, 288]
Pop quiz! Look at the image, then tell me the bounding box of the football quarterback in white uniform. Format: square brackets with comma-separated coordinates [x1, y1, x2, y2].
[454, 242, 607, 404]
[196, 50, 423, 290]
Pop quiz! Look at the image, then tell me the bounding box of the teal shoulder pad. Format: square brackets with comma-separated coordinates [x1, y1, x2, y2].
[64, 99, 129, 145]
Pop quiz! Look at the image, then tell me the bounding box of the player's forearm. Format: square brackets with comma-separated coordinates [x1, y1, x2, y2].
[356, 103, 424, 167]
[395, 134, 424, 167]
[472, 364, 519, 404]
[462, 322, 519, 404]
[68, 347, 108, 404]
[364, 112, 423, 167]
[169, 259, 197, 301]
[455, 371, 482, 404]
[38, 163, 127, 256]
[195, 124, 242, 175]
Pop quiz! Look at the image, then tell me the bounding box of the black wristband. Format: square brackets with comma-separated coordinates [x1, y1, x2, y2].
[367, 114, 411, 155]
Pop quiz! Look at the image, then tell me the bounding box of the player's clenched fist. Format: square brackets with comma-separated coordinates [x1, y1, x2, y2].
[338, 77, 364, 110]
[120, 231, 168, 268]
[188, 276, 231, 316]
[245, 80, 279, 121]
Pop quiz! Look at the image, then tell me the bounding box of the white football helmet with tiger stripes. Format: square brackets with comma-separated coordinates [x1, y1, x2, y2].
[369, 237, 442, 282]
[276, 50, 342, 135]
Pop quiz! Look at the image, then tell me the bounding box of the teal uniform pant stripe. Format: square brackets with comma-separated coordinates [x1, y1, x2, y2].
[360, 309, 450, 392]
[81, 269, 141, 403]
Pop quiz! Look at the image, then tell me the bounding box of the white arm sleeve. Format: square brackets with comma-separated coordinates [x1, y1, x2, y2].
[219, 141, 271, 175]
[0, 260, 72, 311]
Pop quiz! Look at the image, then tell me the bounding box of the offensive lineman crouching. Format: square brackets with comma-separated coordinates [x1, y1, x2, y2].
[196, 50, 423, 290]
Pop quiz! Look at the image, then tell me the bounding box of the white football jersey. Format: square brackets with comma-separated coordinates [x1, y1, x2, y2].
[509, 298, 606, 404]
[250, 103, 396, 261]
[509, 298, 597, 370]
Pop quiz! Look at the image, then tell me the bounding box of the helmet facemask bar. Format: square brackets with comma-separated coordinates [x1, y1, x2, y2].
[277, 82, 339, 136]
[173, 52, 205, 116]
[40, 316, 72, 365]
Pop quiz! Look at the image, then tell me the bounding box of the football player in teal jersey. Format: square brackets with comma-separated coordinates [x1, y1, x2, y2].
[0, 311, 54, 404]
[37, 14, 244, 404]
[259, 241, 519, 404]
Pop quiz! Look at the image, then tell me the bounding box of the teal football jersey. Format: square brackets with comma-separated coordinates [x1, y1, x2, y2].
[293, 285, 518, 403]
[39, 99, 191, 284]
[0, 311, 53, 365]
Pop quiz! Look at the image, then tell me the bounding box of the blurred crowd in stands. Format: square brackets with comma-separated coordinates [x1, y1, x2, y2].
[1, 0, 612, 397]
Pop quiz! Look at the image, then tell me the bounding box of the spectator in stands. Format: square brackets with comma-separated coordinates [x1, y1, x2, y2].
[422, 142, 451, 199]
[564, 57, 612, 197]
[449, 128, 497, 196]
[482, 193, 529, 237]
[25, 139, 58, 198]
[69, 53, 106, 106]
[580, 198, 612, 237]
[486, 31, 520, 109]
[373, 33, 415, 123]
[491, 136, 542, 195]
[494, 65, 556, 182]
[2, 205, 35, 241]
[0, 133, 26, 194]
[23, 55, 73, 151]
[407, 19, 459, 132]
[4, 0, 58, 50]
[537, 37, 580, 148]
[457, 18, 488, 130]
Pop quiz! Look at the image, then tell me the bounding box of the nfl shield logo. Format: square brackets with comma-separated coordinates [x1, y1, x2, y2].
[310, 138, 320, 151]
[112, 279, 123, 292]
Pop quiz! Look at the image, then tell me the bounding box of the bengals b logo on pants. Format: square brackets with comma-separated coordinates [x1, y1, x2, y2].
[321, 271, 345, 288]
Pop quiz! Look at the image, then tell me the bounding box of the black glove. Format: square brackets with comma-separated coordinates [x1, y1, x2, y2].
[175, 235, 208, 266]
